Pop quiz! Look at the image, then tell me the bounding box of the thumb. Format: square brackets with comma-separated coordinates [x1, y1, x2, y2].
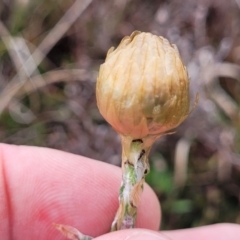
[94, 229, 172, 240]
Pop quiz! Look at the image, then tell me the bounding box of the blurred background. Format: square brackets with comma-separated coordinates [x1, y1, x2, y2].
[1, 0, 240, 230]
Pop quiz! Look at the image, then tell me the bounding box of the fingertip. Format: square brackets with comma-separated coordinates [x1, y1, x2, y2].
[163, 223, 240, 240]
[0, 144, 161, 239]
[94, 229, 170, 240]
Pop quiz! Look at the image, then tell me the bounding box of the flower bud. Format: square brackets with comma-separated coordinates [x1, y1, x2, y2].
[96, 31, 190, 139]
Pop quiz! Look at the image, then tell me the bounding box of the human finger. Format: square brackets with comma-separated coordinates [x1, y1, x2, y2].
[94, 223, 240, 240]
[163, 223, 240, 240]
[0, 144, 160, 239]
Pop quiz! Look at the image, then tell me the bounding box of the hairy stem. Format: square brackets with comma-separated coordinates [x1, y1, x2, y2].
[55, 135, 159, 237]
[111, 136, 155, 230]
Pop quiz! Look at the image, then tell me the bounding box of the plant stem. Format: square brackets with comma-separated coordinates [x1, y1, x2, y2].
[111, 135, 155, 230]
[55, 135, 159, 237]
[54, 223, 93, 240]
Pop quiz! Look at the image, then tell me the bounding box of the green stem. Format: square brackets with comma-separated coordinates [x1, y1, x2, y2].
[55, 135, 159, 237]
[111, 136, 154, 230]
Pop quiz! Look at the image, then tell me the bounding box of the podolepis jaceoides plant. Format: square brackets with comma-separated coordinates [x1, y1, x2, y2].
[55, 31, 194, 239]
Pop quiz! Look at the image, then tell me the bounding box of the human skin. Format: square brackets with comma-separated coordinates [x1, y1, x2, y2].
[0, 143, 239, 240]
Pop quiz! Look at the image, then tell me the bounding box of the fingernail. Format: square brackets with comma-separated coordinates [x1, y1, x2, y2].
[125, 231, 172, 240]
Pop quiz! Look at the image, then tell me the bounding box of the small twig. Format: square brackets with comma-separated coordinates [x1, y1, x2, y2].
[174, 138, 191, 188]
[203, 63, 240, 119]
[34, 0, 92, 61]
[0, 28, 39, 76]
[53, 223, 93, 240]
[0, 31, 37, 121]
[15, 69, 93, 98]
[0, 22, 44, 120]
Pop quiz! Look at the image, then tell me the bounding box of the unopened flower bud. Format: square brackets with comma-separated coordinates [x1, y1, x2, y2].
[96, 31, 190, 139]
